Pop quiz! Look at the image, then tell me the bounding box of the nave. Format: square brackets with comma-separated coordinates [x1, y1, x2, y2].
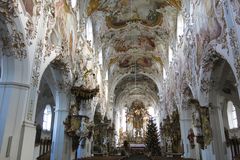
[1, 0, 240, 160]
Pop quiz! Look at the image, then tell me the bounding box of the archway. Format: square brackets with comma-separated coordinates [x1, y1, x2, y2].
[209, 58, 240, 160]
[112, 73, 160, 153]
[33, 67, 56, 159]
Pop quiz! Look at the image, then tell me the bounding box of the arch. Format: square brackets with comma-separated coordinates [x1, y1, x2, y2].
[113, 74, 159, 110]
[207, 56, 240, 159]
[198, 47, 238, 106]
[35, 70, 56, 132]
[109, 72, 161, 101]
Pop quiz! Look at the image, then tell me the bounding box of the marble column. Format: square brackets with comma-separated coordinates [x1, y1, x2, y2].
[50, 91, 71, 160]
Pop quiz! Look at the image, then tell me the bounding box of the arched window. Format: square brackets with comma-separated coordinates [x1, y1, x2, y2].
[163, 67, 166, 79]
[43, 105, 52, 131]
[177, 14, 184, 43]
[99, 48, 103, 65]
[227, 101, 238, 129]
[71, 0, 77, 8]
[86, 18, 93, 46]
[168, 46, 173, 64]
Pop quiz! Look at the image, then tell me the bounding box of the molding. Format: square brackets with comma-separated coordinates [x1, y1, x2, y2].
[54, 108, 69, 112]
[0, 82, 30, 89]
[180, 118, 192, 121]
[23, 121, 36, 129]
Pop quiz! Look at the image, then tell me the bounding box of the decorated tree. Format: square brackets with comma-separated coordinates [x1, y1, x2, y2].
[145, 117, 161, 156]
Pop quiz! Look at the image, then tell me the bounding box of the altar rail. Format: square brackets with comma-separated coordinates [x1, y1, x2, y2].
[229, 138, 240, 160]
[151, 157, 195, 160]
[37, 138, 51, 160]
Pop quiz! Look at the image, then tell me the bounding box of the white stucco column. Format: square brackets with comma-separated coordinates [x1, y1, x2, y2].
[0, 82, 30, 160]
[50, 91, 71, 160]
[179, 108, 196, 159]
[19, 121, 37, 160]
[209, 105, 227, 160]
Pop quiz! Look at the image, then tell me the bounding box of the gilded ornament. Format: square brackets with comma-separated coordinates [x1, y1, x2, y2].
[87, 0, 100, 16]
[166, 0, 182, 10]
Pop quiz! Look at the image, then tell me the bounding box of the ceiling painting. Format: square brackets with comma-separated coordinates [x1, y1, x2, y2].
[87, 0, 182, 17]
[105, 10, 163, 29]
[113, 35, 155, 52]
[87, 0, 181, 105]
[118, 55, 152, 68]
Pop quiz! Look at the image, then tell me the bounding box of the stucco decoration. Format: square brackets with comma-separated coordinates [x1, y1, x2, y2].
[32, 40, 43, 87]
[198, 48, 224, 104]
[25, 18, 37, 45]
[0, 0, 18, 24]
[1, 29, 27, 60]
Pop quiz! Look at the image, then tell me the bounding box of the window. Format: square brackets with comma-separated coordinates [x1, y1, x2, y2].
[168, 46, 173, 64]
[99, 49, 103, 65]
[71, 0, 77, 8]
[177, 14, 184, 43]
[227, 101, 238, 129]
[86, 18, 93, 46]
[43, 105, 52, 131]
[163, 67, 166, 79]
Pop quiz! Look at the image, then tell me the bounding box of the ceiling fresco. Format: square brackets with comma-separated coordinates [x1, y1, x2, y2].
[87, 0, 181, 16]
[118, 56, 152, 68]
[89, 0, 180, 71]
[113, 35, 156, 52]
[86, 0, 181, 110]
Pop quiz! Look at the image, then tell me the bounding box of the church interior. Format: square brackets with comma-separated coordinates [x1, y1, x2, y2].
[0, 0, 240, 160]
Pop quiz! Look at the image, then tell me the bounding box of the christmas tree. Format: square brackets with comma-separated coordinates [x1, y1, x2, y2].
[145, 117, 161, 156]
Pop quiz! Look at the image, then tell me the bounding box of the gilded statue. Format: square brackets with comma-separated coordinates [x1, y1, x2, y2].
[133, 108, 143, 129]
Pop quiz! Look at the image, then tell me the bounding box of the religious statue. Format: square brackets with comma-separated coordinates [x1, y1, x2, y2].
[78, 117, 92, 138]
[192, 109, 202, 137]
[187, 128, 195, 149]
[133, 108, 144, 129]
[77, 116, 94, 148]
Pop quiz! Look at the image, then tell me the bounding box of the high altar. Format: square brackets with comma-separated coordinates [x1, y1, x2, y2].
[126, 101, 150, 144]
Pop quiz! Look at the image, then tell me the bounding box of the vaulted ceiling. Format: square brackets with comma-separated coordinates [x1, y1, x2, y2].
[87, 0, 182, 109]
